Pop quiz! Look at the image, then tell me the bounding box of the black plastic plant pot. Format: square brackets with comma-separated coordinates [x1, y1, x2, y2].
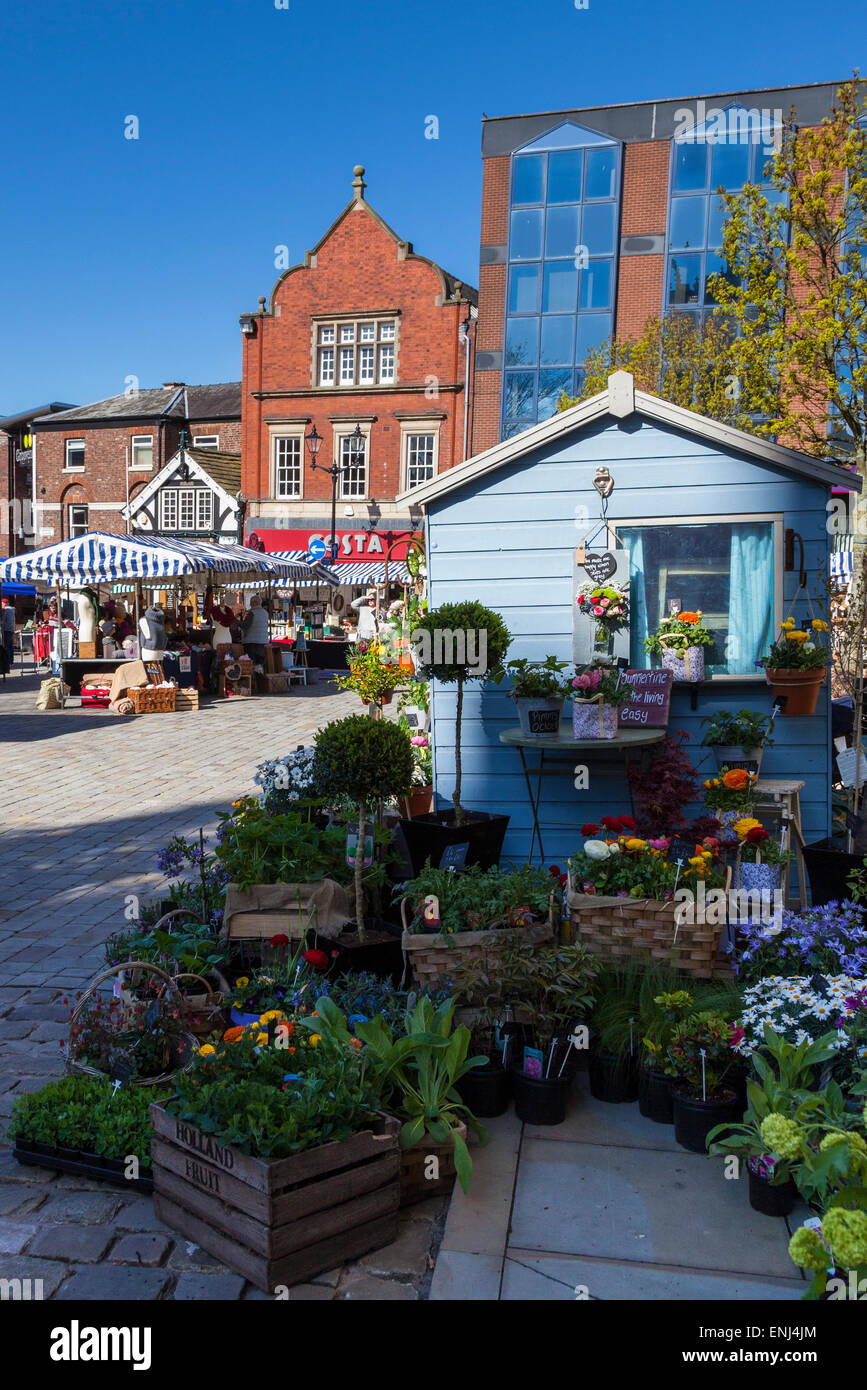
[13, 1137, 38, 1155]
[803, 838, 863, 907]
[671, 1086, 740, 1153]
[512, 1068, 568, 1125]
[588, 1048, 639, 1104]
[638, 1067, 674, 1124]
[747, 1168, 798, 1218]
[457, 1058, 510, 1118]
[56, 1145, 80, 1163]
[398, 811, 510, 875]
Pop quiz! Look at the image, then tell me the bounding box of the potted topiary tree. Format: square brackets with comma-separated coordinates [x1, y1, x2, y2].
[312, 714, 413, 944]
[401, 600, 512, 872]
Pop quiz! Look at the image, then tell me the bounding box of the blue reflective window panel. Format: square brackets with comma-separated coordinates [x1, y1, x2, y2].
[542, 262, 578, 313]
[752, 141, 777, 186]
[512, 155, 544, 206]
[707, 195, 728, 249]
[504, 371, 536, 419]
[502, 419, 533, 440]
[540, 316, 574, 365]
[711, 140, 750, 192]
[581, 202, 616, 255]
[668, 254, 701, 305]
[575, 314, 612, 365]
[579, 258, 612, 309]
[505, 317, 539, 366]
[704, 253, 737, 305]
[510, 209, 543, 260]
[669, 196, 706, 249]
[584, 147, 617, 200]
[547, 150, 583, 204]
[764, 188, 788, 213]
[545, 205, 580, 259]
[673, 141, 707, 191]
[509, 264, 540, 314]
[537, 369, 573, 419]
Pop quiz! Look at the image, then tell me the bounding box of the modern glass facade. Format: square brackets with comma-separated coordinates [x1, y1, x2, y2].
[665, 108, 783, 323]
[501, 122, 621, 439]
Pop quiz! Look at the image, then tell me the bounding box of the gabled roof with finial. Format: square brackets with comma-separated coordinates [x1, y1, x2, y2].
[256, 166, 477, 315]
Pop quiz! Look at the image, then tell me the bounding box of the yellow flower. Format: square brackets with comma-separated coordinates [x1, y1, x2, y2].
[785, 630, 808, 642]
[811, 619, 829, 632]
[688, 855, 704, 867]
[734, 817, 763, 840]
[235, 977, 249, 989]
[253, 1032, 269, 1047]
[198, 1044, 216, 1056]
[624, 837, 646, 851]
[259, 1009, 286, 1025]
[309, 1034, 321, 1047]
[780, 618, 795, 630]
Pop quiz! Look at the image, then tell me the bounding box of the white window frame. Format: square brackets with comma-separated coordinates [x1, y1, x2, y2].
[178, 489, 196, 532]
[313, 318, 398, 386]
[333, 426, 371, 500]
[274, 435, 303, 499]
[400, 424, 439, 490]
[130, 434, 154, 470]
[192, 434, 219, 449]
[608, 511, 784, 682]
[68, 503, 88, 538]
[64, 439, 85, 472]
[196, 490, 214, 530]
[159, 489, 178, 530]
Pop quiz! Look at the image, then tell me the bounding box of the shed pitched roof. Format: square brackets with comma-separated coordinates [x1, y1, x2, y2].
[397, 373, 861, 505]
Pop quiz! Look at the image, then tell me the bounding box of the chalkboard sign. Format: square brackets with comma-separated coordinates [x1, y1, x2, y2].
[439, 842, 469, 870]
[617, 669, 673, 727]
[666, 836, 695, 865]
[527, 706, 561, 736]
[582, 551, 617, 585]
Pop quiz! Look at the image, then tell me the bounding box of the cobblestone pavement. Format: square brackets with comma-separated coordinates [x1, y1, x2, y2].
[0, 667, 446, 1299]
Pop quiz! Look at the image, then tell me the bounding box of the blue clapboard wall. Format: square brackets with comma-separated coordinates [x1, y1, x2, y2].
[424, 413, 833, 866]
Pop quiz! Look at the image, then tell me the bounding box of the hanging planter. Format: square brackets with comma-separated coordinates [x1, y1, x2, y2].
[712, 744, 765, 774]
[764, 666, 826, 715]
[660, 639, 705, 683]
[645, 612, 714, 683]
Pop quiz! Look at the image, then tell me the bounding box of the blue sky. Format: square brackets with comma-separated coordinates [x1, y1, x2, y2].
[0, 0, 861, 412]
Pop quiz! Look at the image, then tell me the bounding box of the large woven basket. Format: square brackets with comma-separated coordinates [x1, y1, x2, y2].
[130, 685, 176, 713]
[67, 961, 198, 1087]
[565, 886, 731, 979]
[400, 898, 556, 990]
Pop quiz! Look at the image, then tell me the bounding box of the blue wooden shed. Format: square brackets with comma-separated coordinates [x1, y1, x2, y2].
[398, 372, 858, 871]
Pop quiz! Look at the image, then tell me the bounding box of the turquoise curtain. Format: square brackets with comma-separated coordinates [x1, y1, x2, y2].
[728, 523, 774, 673]
[621, 530, 649, 666]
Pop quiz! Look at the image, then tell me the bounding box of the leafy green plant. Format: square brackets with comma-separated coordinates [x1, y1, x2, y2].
[645, 611, 715, 655]
[351, 995, 488, 1193]
[214, 803, 356, 892]
[313, 715, 413, 939]
[397, 861, 554, 935]
[699, 708, 775, 749]
[410, 601, 511, 825]
[9, 1075, 169, 1162]
[495, 938, 599, 1059]
[571, 663, 634, 707]
[148, 922, 231, 980]
[506, 656, 571, 700]
[334, 642, 405, 706]
[765, 619, 831, 671]
[667, 1011, 740, 1097]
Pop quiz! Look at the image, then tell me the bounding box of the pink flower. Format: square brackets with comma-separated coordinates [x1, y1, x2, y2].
[598, 597, 610, 608]
[609, 606, 622, 616]
[410, 736, 428, 747]
[592, 605, 605, 616]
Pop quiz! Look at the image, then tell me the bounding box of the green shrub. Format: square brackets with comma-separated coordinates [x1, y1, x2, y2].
[9, 1075, 168, 1163]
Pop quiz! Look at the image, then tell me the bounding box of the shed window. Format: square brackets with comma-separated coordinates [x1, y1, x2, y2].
[617, 519, 775, 676]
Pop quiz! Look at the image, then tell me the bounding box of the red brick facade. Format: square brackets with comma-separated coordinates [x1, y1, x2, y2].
[241, 168, 476, 556]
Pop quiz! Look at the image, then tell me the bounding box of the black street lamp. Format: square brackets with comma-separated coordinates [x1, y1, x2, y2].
[306, 423, 364, 562]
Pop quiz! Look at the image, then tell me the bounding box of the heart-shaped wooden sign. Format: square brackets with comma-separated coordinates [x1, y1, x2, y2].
[582, 551, 617, 584]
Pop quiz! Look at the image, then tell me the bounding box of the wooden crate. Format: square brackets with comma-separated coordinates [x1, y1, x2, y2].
[399, 1123, 465, 1208]
[566, 891, 732, 979]
[174, 688, 200, 711]
[150, 1105, 400, 1292]
[256, 672, 289, 694]
[222, 879, 351, 941]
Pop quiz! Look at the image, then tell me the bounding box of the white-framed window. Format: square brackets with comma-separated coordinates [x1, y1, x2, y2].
[339, 433, 367, 498]
[192, 434, 219, 449]
[64, 439, 85, 471]
[611, 513, 782, 678]
[68, 504, 88, 538]
[274, 437, 302, 498]
[196, 490, 214, 530]
[178, 489, 196, 531]
[314, 318, 398, 385]
[405, 432, 436, 489]
[159, 490, 177, 530]
[130, 434, 153, 470]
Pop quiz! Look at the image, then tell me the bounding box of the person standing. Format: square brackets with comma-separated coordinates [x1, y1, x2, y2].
[350, 591, 379, 650]
[241, 594, 270, 667]
[0, 596, 14, 674]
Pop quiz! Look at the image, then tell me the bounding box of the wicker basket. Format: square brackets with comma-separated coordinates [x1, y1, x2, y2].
[130, 685, 176, 713]
[67, 961, 198, 1087]
[400, 898, 556, 990]
[565, 884, 731, 979]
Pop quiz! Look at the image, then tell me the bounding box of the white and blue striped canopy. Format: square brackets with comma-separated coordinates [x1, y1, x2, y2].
[259, 550, 411, 585]
[831, 550, 854, 586]
[0, 533, 336, 588]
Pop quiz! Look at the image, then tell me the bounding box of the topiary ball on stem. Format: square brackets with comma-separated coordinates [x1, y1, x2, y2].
[312, 715, 414, 939]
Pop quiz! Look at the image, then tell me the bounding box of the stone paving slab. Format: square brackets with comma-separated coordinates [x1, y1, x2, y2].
[500, 1253, 804, 1301]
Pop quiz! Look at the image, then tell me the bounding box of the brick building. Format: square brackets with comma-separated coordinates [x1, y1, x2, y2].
[472, 81, 846, 453]
[31, 383, 241, 543]
[0, 403, 75, 556]
[240, 166, 477, 575]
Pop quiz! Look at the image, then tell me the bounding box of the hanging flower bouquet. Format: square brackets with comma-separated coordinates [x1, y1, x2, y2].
[645, 611, 715, 682]
[576, 582, 630, 653]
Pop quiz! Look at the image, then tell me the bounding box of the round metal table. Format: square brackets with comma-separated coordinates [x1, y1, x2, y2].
[499, 726, 667, 863]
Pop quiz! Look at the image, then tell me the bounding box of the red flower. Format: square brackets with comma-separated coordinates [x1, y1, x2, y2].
[618, 814, 636, 831]
[730, 1026, 745, 1047]
[548, 864, 561, 876]
[270, 933, 289, 948]
[558, 873, 568, 890]
[303, 948, 329, 972]
[746, 826, 769, 845]
[581, 823, 599, 836]
[600, 816, 621, 830]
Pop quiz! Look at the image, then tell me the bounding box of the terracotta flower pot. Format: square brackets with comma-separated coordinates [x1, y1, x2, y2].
[764, 667, 826, 716]
[404, 785, 434, 818]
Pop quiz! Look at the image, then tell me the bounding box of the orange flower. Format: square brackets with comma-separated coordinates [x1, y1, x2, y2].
[722, 768, 749, 790]
[679, 612, 699, 623]
[222, 1025, 245, 1043]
